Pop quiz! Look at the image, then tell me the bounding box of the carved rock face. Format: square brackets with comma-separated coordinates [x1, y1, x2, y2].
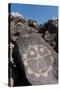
[16, 33, 58, 85]
[9, 14, 58, 86]
[23, 45, 54, 77]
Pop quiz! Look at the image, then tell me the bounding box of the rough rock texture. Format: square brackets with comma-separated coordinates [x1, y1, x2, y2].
[38, 19, 58, 53]
[8, 14, 58, 86]
[16, 33, 58, 85]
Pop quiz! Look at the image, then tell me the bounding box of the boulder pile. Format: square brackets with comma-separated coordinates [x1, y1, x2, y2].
[8, 13, 58, 86]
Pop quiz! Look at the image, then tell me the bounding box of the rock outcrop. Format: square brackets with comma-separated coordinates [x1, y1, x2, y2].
[8, 13, 58, 86]
[38, 19, 58, 53]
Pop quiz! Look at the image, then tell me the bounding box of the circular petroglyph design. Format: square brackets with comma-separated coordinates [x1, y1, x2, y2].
[39, 47, 44, 53]
[23, 45, 54, 78]
[30, 51, 35, 56]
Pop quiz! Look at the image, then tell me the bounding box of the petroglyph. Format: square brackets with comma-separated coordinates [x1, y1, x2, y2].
[23, 45, 54, 78]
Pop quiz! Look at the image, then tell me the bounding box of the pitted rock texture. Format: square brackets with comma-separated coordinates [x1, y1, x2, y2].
[9, 14, 58, 86]
[16, 33, 58, 85]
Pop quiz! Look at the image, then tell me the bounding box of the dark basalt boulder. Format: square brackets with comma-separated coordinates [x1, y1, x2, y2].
[38, 19, 58, 53]
[28, 19, 39, 30]
[15, 32, 58, 85]
[9, 14, 58, 86]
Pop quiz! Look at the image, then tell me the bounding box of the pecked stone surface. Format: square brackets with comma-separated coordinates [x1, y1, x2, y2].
[16, 33, 58, 85]
[9, 14, 58, 86]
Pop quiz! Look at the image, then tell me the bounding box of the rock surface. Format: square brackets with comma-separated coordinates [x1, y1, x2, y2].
[38, 19, 58, 52]
[8, 13, 58, 86]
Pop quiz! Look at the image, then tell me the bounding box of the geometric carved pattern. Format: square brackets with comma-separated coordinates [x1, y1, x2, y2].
[23, 45, 54, 78]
